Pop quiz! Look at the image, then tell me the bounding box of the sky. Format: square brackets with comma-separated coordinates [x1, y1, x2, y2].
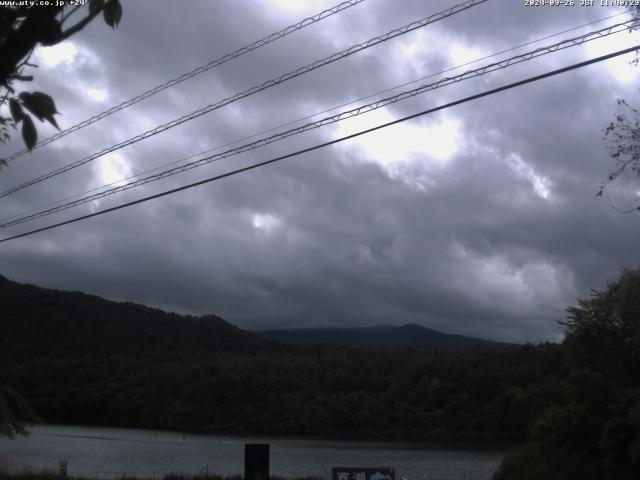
[1, 0, 640, 343]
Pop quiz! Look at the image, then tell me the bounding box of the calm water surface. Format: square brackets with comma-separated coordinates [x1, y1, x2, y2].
[0, 425, 506, 480]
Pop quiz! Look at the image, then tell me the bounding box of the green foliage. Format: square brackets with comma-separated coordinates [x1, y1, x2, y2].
[103, 0, 123, 29]
[19, 91, 59, 129]
[0, 384, 38, 439]
[3, 268, 640, 478]
[0, 274, 273, 358]
[0, 2, 122, 154]
[494, 268, 640, 479]
[0, 273, 566, 443]
[20, 114, 36, 150]
[0, 345, 562, 441]
[8, 98, 22, 122]
[1, 92, 60, 150]
[492, 445, 552, 480]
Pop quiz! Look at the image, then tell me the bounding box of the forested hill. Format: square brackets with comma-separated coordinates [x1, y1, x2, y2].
[0, 274, 514, 360]
[0, 274, 275, 358]
[254, 324, 514, 350]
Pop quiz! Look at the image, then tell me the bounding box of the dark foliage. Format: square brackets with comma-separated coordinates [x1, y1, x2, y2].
[254, 324, 514, 351]
[0, 384, 38, 438]
[0, 1, 122, 152]
[0, 273, 561, 442]
[3, 269, 640, 479]
[0, 345, 562, 441]
[0, 275, 276, 358]
[494, 269, 640, 479]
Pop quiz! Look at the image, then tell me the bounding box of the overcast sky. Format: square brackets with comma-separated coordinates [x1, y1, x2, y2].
[1, 0, 639, 342]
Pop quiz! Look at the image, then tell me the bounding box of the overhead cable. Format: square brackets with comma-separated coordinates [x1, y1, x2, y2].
[1, 18, 634, 228]
[0, 0, 489, 199]
[1, 44, 638, 244]
[1, 9, 629, 227]
[2, 0, 368, 162]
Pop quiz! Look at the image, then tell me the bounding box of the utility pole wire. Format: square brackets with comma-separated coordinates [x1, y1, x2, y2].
[1, 18, 634, 228]
[2, 0, 367, 162]
[1, 44, 637, 245]
[1, 8, 628, 226]
[0, 0, 488, 199]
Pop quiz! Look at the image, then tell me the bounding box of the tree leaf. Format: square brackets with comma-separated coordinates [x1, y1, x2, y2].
[43, 113, 60, 130]
[89, 0, 105, 16]
[21, 115, 37, 151]
[9, 99, 23, 123]
[18, 93, 42, 121]
[103, 0, 122, 29]
[0, 159, 7, 169]
[19, 92, 59, 128]
[19, 91, 58, 116]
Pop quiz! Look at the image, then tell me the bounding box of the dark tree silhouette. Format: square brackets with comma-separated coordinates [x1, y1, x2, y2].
[0, 0, 122, 436]
[0, 0, 122, 160]
[598, 7, 640, 211]
[0, 385, 38, 438]
[494, 269, 640, 480]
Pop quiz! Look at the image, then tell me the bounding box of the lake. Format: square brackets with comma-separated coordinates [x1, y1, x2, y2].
[0, 425, 506, 480]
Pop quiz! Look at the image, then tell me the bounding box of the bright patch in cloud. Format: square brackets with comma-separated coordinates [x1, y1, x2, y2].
[97, 153, 132, 185]
[252, 213, 282, 233]
[85, 87, 108, 103]
[506, 153, 552, 199]
[400, 30, 427, 61]
[397, 30, 433, 72]
[584, 28, 640, 84]
[35, 42, 79, 68]
[335, 108, 461, 167]
[448, 42, 489, 67]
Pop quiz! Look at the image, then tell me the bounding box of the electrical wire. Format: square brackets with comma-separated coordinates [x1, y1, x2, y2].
[1, 44, 637, 245]
[1, 7, 629, 226]
[2, 0, 368, 162]
[1, 17, 635, 228]
[0, 0, 489, 199]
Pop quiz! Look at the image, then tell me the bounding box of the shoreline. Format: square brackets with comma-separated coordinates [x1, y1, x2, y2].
[19, 422, 517, 452]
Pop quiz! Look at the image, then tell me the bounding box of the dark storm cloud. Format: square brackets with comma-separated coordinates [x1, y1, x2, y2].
[1, 0, 639, 343]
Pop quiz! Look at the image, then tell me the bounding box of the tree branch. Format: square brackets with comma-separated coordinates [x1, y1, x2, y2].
[0, 6, 63, 85]
[605, 192, 640, 214]
[56, 4, 106, 42]
[60, 4, 83, 25]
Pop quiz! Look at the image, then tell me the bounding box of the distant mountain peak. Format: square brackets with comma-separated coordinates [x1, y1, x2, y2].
[253, 323, 514, 351]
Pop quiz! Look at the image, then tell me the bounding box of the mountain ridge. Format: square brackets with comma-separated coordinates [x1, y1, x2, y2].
[253, 322, 515, 351]
[0, 274, 275, 358]
[1, 274, 512, 358]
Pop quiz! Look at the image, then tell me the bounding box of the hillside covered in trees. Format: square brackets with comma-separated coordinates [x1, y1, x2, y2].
[0, 274, 275, 358]
[253, 324, 513, 351]
[1, 270, 639, 479]
[0, 345, 561, 442]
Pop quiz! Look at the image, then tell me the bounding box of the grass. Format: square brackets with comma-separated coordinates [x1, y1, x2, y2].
[0, 473, 323, 480]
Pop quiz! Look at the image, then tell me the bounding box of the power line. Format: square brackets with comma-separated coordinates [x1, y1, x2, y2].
[1, 44, 637, 245]
[0, 0, 489, 200]
[2, 18, 634, 228]
[2, 0, 367, 162]
[1, 9, 627, 227]
[2, 7, 627, 227]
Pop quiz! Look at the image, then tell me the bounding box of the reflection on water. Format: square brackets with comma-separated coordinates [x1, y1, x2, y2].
[0, 424, 505, 480]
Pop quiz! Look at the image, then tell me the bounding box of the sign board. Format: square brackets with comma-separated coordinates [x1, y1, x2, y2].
[245, 443, 269, 480]
[331, 467, 395, 480]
